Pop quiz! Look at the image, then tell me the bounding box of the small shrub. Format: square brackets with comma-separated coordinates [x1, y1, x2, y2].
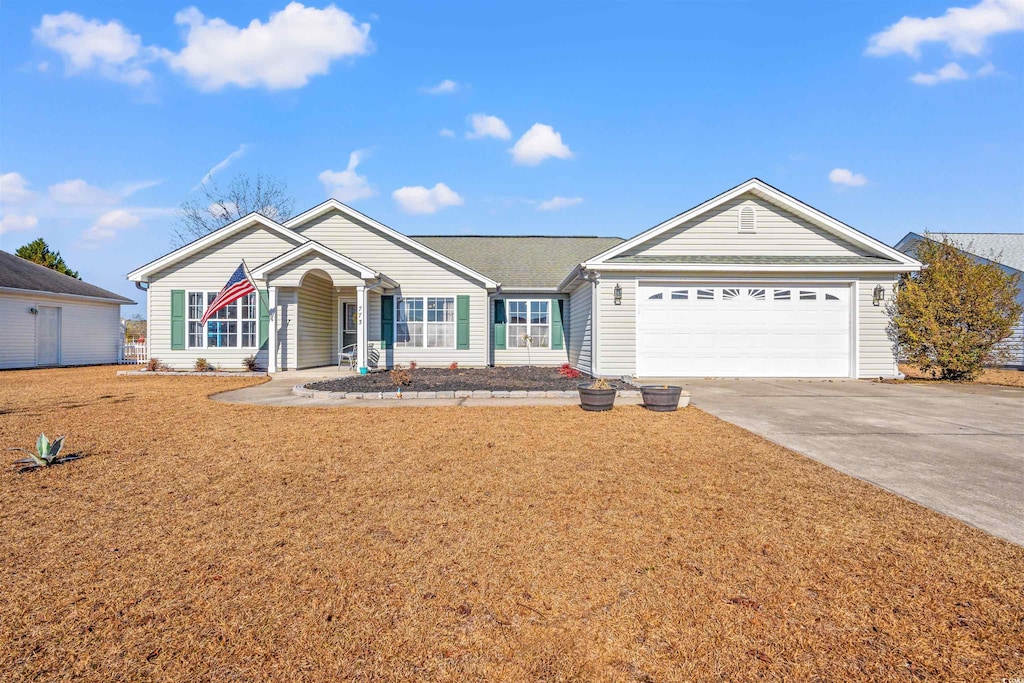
[409, 360, 418, 370]
[242, 355, 258, 371]
[146, 357, 161, 372]
[390, 364, 412, 387]
[558, 362, 581, 379]
[194, 358, 213, 372]
[8, 433, 84, 472]
[449, 362, 459, 370]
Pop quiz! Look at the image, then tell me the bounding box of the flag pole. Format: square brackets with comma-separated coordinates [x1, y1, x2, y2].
[241, 259, 270, 312]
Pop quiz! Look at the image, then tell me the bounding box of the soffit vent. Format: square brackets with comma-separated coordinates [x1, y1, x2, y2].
[738, 205, 757, 233]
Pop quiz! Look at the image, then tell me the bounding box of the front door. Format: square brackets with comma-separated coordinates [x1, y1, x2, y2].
[36, 306, 61, 366]
[342, 302, 358, 352]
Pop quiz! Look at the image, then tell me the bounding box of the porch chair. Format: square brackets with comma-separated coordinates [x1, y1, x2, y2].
[338, 343, 381, 371]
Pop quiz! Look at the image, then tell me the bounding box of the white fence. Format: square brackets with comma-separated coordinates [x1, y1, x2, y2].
[121, 340, 148, 364]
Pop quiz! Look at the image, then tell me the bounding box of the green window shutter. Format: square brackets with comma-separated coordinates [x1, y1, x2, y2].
[258, 289, 270, 349]
[456, 295, 470, 350]
[550, 298, 564, 350]
[380, 295, 394, 349]
[170, 290, 186, 350]
[493, 299, 506, 350]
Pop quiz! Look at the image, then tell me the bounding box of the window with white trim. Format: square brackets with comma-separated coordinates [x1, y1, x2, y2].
[507, 300, 550, 348]
[186, 291, 257, 349]
[396, 296, 455, 348]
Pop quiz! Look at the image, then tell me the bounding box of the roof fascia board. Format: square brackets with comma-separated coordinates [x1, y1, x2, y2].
[586, 262, 920, 273]
[284, 199, 499, 288]
[127, 213, 306, 282]
[0, 286, 136, 305]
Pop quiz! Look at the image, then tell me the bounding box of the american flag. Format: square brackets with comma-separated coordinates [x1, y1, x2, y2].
[200, 264, 256, 325]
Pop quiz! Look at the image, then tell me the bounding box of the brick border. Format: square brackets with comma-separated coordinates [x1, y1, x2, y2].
[294, 384, 642, 400]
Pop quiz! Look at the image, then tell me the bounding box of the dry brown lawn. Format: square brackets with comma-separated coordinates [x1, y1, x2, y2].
[900, 363, 1024, 388]
[1, 366, 1022, 682]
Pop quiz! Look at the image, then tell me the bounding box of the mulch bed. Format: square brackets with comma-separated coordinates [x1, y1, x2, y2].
[309, 365, 594, 392]
[2, 366, 1023, 681]
[899, 364, 1024, 388]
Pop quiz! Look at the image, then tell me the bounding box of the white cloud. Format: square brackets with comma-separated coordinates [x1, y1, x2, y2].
[828, 168, 869, 187]
[195, 144, 248, 189]
[439, 128, 456, 138]
[33, 12, 161, 85]
[82, 209, 141, 242]
[466, 114, 511, 140]
[976, 61, 997, 75]
[48, 179, 118, 205]
[319, 150, 375, 202]
[866, 0, 1024, 58]
[510, 123, 574, 166]
[0, 172, 34, 204]
[910, 62, 970, 84]
[167, 3, 372, 91]
[537, 196, 584, 211]
[422, 79, 461, 95]
[0, 214, 39, 234]
[392, 183, 464, 214]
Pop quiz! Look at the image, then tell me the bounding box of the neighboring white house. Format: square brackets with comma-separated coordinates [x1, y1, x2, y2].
[1, 250, 136, 369]
[895, 232, 1024, 368]
[127, 178, 922, 378]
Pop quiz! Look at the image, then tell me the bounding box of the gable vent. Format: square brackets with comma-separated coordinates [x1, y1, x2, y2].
[738, 205, 756, 233]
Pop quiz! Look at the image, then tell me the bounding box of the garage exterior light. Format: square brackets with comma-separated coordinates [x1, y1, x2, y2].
[613, 284, 622, 305]
[872, 284, 885, 306]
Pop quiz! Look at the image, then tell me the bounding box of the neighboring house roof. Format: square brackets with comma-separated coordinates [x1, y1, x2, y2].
[584, 178, 922, 270]
[896, 232, 1024, 273]
[413, 235, 624, 290]
[0, 251, 135, 304]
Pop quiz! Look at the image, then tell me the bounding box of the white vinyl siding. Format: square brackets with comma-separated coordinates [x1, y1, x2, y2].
[493, 294, 569, 367]
[0, 291, 123, 369]
[266, 253, 363, 288]
[296, 272, 335, 369]
[146, 224, 303, 370]
[619, 193, 873, 258]
[293, 211, 488, 367]
[567, 283, 592, 374]
[595, 273, 902, 379]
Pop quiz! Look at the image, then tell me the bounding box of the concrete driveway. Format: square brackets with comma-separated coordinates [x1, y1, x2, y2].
[660, 378, 1024, 545]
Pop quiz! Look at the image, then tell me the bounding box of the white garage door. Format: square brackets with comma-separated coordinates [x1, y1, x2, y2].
[637, 283, 852, 378]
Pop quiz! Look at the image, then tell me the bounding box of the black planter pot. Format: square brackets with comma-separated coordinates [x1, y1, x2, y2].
[640, 385, 687, 412]
[578, 384, 617, 411]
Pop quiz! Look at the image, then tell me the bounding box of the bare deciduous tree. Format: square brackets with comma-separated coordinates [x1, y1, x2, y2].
[172, 172, 295, 246]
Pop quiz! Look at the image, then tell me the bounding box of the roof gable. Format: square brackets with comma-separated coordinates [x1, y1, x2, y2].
[250, 240, 378, 281]
[285, 199, 499, 288]
[586, 179, 921, 268]
[127, 213, 306, 281]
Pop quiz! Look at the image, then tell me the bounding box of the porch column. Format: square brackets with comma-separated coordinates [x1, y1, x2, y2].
[356, 284, 368, 371]
[267, 286, 278, 374]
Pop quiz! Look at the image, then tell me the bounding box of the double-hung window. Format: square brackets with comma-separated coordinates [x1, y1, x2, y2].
[507, 300, 549, 348]
[396, 296, 455, 348]
[186, 291, 257, 349]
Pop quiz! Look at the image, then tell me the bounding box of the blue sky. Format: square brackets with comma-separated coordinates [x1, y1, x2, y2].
[1, 0, 1022, 314]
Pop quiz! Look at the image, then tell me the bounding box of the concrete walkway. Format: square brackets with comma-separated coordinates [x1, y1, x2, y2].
[656, 377, 1024, 546]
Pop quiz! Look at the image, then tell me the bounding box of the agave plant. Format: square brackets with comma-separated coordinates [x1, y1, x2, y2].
[9, 433, 82, 472]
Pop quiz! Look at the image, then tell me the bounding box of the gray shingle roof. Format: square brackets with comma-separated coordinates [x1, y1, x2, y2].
[935, 233, 1024, 272]
[607, 254, 900, 265]
[412, 236, 624, 290]
[0, 251, 135, 303]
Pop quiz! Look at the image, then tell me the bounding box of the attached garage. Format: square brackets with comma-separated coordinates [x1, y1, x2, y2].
[561, 179, 923, 380]
[636, 282, 852, 377]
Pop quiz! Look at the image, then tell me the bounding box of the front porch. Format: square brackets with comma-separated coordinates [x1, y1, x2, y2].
[250, 242, 393, 374]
